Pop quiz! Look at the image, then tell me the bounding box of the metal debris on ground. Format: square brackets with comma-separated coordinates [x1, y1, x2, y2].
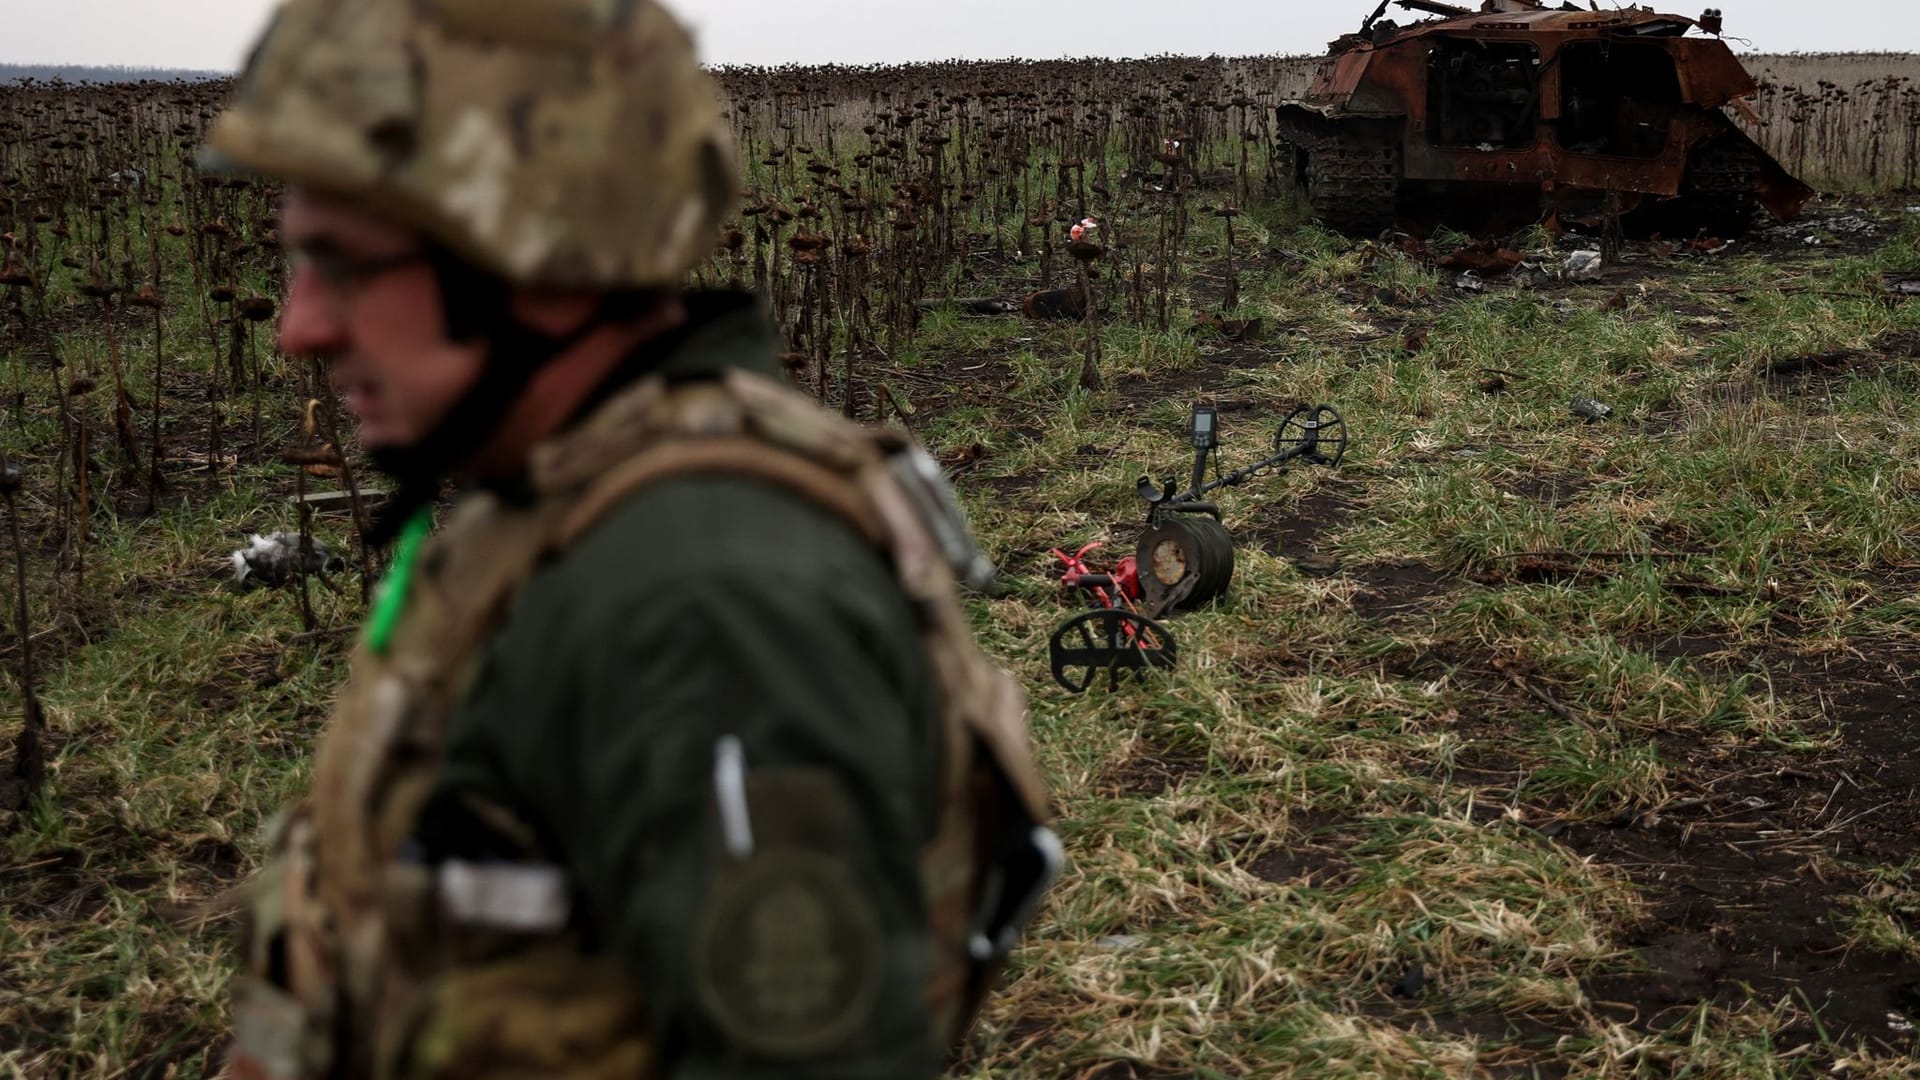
[1438, 241, 1522, 275]
[230, 532, 344, 588]
[1563, 250, 1604, 281]
[1570, 397, 1613, 422]
[1510, 261, 1552, 289]
[1824, 215, 1879, 235]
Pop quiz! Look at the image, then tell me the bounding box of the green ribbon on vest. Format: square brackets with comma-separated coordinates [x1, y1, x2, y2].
[366, 509, 432, 655]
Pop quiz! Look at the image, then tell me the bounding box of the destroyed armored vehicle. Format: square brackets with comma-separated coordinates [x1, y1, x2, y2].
[1276, 0, 1813, 236]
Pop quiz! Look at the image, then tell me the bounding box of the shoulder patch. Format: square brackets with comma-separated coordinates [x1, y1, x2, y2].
[692, 848, 885, 1059]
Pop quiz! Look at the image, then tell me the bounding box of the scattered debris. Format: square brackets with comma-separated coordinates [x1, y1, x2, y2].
[914, 296, 1022, 316]
[1510, 260, 1552, 289]
[1825, 214, 1879, 235]
[229, 533, 343, 589]
[1192, 313, 1265, 343]
[1293, 552, 1342, 576]
[1391, 962, 1428, 998]
[1021, 286, 1089, 320]
[1570, 397, 1613, 422]
[1564, 250, 1604, 282]
[1439, 240, 1522, 276]
[939, 442, 991, 473]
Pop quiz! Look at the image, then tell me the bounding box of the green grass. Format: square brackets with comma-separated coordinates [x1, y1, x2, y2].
[8, 191, 1920, 1079]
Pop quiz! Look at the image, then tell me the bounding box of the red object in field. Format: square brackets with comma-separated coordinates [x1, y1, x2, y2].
[1053, 542, 1144, 609]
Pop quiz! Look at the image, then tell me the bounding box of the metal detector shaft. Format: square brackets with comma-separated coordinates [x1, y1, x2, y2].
[1196, 437, 1321, 495]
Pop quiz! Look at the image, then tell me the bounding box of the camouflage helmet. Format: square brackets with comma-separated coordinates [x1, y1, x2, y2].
[203, 0, 740, 291]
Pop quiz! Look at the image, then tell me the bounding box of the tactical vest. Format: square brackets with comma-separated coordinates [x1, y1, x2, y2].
[229, 368, 1056, 1080]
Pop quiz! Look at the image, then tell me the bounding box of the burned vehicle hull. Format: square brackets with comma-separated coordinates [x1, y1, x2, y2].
[1276, 1, 1813, 237]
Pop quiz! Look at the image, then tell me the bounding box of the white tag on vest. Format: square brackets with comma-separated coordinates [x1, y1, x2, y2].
[436, 860, 571, 933]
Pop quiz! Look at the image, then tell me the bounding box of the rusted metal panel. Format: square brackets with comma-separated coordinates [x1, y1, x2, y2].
[1666, 38, 1760, 108]
[1400, 9, 1694, 34]
[1342, 44, 1431, 116]
[1403, 113, 1731, 196]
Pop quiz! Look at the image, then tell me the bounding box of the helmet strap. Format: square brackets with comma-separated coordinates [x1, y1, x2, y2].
[363, 243, 607, 548]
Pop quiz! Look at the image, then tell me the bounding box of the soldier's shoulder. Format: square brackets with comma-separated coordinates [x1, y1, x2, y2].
[585, 471, 886, 576]
[518, 470, 908, 631]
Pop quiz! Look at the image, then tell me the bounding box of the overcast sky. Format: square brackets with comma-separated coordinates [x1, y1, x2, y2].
[2, 0, 1913, 72]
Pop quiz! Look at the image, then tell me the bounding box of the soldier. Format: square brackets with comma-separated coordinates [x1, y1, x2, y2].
[200, 1, 1059, 1077]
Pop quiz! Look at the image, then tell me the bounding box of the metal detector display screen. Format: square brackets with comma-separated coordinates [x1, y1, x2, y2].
[1190, 406, 1218, 450]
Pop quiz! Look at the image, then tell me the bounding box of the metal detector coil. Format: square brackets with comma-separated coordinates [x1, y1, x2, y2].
[1048, 609, 1178, 693]
[1273, 404, 1348, 468]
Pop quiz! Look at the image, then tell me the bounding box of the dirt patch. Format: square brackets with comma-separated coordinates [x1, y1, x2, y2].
[970, 469, 1041, 503]
[1500, 470, 1588, 507]
[179, 836, 246, 881]
[1561, 645, 1920, 1055]
[1470, 552, 1736, 598]
[1574, 821, 1920, 1055]
[1233, 810, 1359, 887]
[1756, 332, 1920, 403]
[886, 352, 1021, 423]
[1099, 744, 1207, 798]
[1116, 359, 1237, 411]
[1876, 330, 1920, 360]
[1763, 347, 1862, 382]
[1348, 561, 1455, 620]
[1617, 632, 1734, 665]
[0, 847, 110, 923]
[1254, 490, 1357, 561]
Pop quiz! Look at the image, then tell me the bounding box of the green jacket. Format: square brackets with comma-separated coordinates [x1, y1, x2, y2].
[429, 293, 944, 1078]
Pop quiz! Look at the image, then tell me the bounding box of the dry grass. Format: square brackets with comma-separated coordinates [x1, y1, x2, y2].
[4, 55, 1920, 1080]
